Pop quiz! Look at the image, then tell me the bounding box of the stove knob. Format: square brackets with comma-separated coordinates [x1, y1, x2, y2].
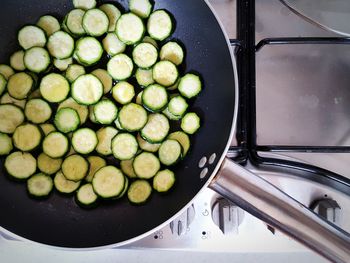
[169, 204, 195, 236]
[310, 198, 341, 226]
[211, 198, 244, 235]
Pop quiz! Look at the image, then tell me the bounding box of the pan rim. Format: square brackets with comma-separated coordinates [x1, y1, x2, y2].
[0, 0, 239, 250]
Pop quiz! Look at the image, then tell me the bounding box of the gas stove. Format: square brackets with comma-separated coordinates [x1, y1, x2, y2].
[2, 1, 350, 262]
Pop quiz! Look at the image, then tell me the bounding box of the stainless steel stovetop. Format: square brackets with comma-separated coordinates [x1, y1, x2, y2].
[2, 1, 350, 262]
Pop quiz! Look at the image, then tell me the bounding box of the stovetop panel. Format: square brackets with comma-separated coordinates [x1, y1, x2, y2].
[1, 1, 350, 262]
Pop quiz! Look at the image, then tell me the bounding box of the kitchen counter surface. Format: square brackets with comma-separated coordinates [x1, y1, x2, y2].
[0, 237, 326, 263]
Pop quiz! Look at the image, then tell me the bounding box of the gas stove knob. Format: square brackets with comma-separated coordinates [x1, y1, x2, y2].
[211, 198, 244, 235]
[310, 198, 341, 226]
[169, 204, 195, 236]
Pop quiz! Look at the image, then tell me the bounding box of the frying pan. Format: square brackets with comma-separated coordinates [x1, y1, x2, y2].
[0, 0, 349, 262]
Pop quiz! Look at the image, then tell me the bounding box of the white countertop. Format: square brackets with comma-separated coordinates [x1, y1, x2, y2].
[1, 237, 326, 263]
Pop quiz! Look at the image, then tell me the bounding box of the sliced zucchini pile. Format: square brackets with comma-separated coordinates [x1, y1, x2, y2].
[0, 0, 203, 208]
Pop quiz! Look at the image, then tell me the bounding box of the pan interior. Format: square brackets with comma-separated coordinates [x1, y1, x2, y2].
[0, 0, 236, 248]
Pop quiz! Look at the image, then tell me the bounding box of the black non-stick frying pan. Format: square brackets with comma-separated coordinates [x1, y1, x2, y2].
[0, 0, 236, 247]
[0, 1, 349, 262]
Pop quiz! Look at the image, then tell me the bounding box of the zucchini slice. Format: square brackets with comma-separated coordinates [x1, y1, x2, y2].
[62, 154, 89, 181]
[129, 0, 153, 19]
[82, 8, 109, 37]
[0, 93, 26, 109]
[37, 153, 62, 175]
[0, 104, 25, 134]
[89, 105, 98, 123]
[13, 123, 42, 151]
[133, 152, 160, 179]
[147, 10, 173, 41]
[142, 84, 168, 112]
[5, 152, 36, 180]
[0, 133, 13, 155]
[0, 64, 14, 80]
[102, 33, 126, 56]
[120, 159, 137, 178]
[181, 112, 201, 134]
[0, 74, 6, 96]
[99, 4, 121, 32]
[137, 133, 160, 153]
[141, 113, 169, 143]
[61, 15, 71, 35]
[178, 73, 202, 99]
[116, 176, 129, 199]
[168, 95, 188, 117]
[24, 47, 50, 73]
[58, 97, 88, 124]
[28, 89, 41, 100]
[85, 156, 106, 182]
[135, 68, 154, 87]
[76, 183, 98, 207]
[153, 169, 175, 193]
[25, 99, 52, 124]
[66, 64, 86, 83]
[168, 131, 190, 157]
[162, 107, 182, 121]
[47, 31, 74, 59]
[96, 126, 118, 156]
[158, 139, 182, 166]
[112, 81, 135, 105]
[160, 41, 184, 66]
[142, 36, 158, 49]
[135, 91, 143, 105]
[132, 43, 158, 69]
[75, 37, 103, 66]
[73, 0, 96, 10]
[54, 171, 81, 194]
[72, 74, 103, 105]
[27, 173, 53, 198]
[43, 132, 69, 158]
[152, 60, 178, 87]
[92, 166, 125, 199]
[40, 73, 70, 103]
[10, 50, 26, 71]
[108, 54, 134, 81]
[112, 133, 138, 160]
[66, 9, 86, 36]
[118, 103, 148, 132]
[18, 25, 46, 50]
[166, 80, 180, 90]
[114, 117, 124, 130]
[8, 72, 33, 99]
[54, 108, 80, 133]
[91, 69, 113, 94]
[40, 123, 56, 136]
[127, 180, 152, 204]
[54, 57, 73, 71]
[37, 15, 60, 36]
[116, 13, 145, 45]
[72, 128, 98, 154]
[93, 99, 118, 124]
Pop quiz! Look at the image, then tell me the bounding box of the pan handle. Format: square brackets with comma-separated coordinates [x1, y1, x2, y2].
[209, 158, 350, 263]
